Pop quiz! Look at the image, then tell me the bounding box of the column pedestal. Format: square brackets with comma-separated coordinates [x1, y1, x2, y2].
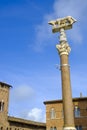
[64, 127, 76, 130]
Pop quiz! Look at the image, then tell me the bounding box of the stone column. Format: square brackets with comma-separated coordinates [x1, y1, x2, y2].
[56, 40, 75, 130]
[48, 16, 77, 130]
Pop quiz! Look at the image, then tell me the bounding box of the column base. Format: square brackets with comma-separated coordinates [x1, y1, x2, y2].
[63, 127, 76, 130]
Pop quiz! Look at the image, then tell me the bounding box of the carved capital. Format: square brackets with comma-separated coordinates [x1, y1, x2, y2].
[56, 42, 71, 56]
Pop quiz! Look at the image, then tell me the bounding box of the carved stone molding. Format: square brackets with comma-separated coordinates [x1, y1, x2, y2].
[56, 42, 71, 56]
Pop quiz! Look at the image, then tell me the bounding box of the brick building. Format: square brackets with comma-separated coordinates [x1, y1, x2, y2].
[44, 98, 87, 130]
[0, 81, 87, 130]
[0, 82, 46, 130]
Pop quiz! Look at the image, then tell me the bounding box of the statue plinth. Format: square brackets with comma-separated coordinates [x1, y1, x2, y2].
[48, 16, 76, 33]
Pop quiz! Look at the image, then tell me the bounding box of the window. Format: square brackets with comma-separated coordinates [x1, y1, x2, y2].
[50, 127, 53, 130]
[62, 109, 64, 118]
[50, 127, 57, 130]
[54, 127, 57, 130]
[74, 106, 80, 117]
[76, 126, 82, 130]
[0, 101, 4, 112]
[6, 128, 8, 130]
[1, 127, 3, 130]
[50, 108, 56, 119]
[0, 102, 1, 111]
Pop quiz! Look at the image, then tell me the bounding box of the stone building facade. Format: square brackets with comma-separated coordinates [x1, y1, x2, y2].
[0, 82, 46, 130]
[0, 81, 87, 130]
[44, 98, 87, 130]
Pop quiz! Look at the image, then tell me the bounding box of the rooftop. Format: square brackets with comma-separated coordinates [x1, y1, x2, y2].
[44, 97, 87, 104]
[0, 81, 12, 88]
[8, 116, 46, 127]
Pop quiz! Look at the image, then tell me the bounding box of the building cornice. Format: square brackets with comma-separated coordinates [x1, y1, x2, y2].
[44, 97, 87, 105]
[0, 82, 12, 88]
[8, 116, 46, 127]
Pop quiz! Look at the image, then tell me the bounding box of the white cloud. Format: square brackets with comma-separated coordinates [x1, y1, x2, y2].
[34, 0, 87, 51]
[10, 84, 35, 103]
[27, 108, 46, 122]
[34, 17, 53, 52]
[53, 0, 87, 19]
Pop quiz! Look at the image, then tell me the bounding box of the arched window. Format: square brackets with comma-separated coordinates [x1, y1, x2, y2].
[50, 108, 56, 119]
[76, 126, 82, 130]
[62, 109, 64, 118]
[0, 102, 1, 111]
[6, 128, 8, 130]
[50, 127, 53, 130]
[50, 127, 57, 130]
[74, 106, 80, 117]
[1, 127, 3, 130]
[54, 127, 57, 130]
[0, 100, 4, 112]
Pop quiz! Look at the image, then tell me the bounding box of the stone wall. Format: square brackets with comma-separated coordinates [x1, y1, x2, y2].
[44, 98, 87, 130]
[0, 82, 46, 130]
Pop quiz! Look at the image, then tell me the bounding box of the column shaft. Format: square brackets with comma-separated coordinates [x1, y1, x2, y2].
[60, 54, 74, 127]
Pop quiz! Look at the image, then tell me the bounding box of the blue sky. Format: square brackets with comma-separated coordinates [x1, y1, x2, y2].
[0, 0, 87, 122]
